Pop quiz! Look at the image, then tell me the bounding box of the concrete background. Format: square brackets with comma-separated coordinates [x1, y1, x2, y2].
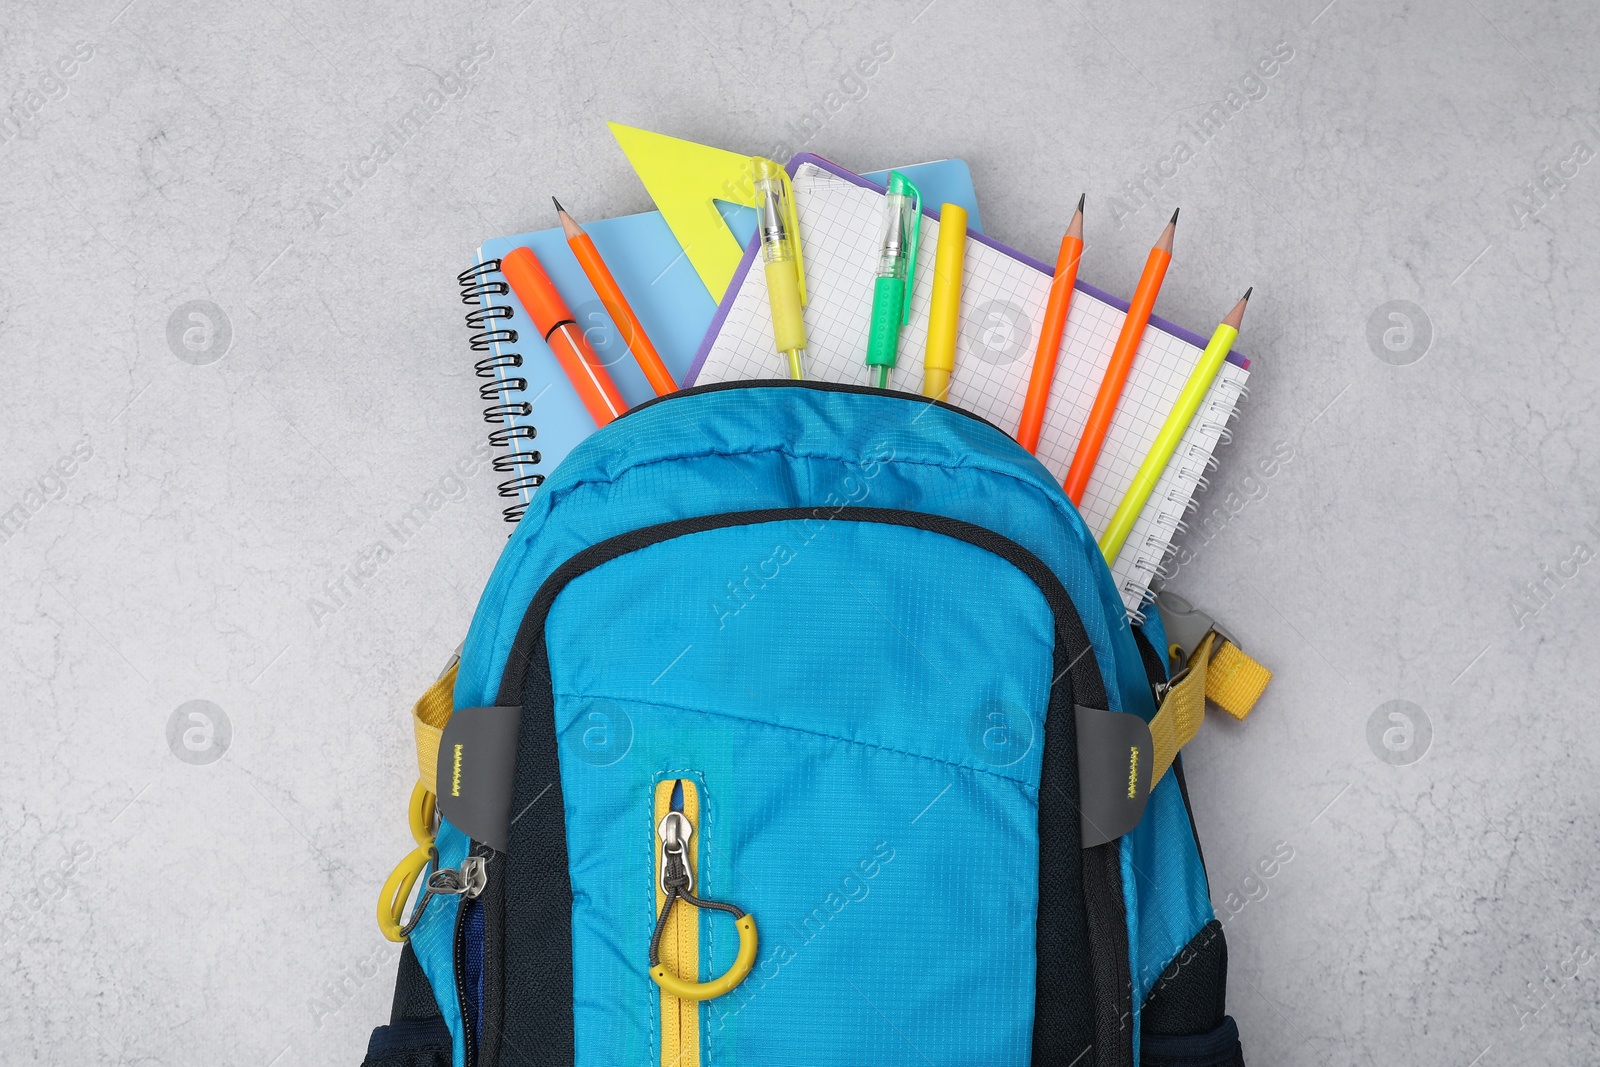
[2, 0, 1597, 1063]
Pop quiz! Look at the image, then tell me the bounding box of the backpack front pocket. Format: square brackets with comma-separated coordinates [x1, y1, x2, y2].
[488, 509, 1120, 1067]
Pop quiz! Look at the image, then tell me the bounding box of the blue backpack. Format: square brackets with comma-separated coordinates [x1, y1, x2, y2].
[365, 381, 1269, 1067]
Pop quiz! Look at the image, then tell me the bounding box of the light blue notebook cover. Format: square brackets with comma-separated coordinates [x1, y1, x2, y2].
[469, 158, 983, 521]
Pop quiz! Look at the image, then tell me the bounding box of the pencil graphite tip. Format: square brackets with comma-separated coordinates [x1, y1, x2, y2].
[1065, 194, 1085, 241]
[1170, 208, 1180, 224]
[1223, 289, 1250, 329]
[554, 198, 584, 241]
[1076, 193, 1085, 214]
[1154, 209, 1177, 254]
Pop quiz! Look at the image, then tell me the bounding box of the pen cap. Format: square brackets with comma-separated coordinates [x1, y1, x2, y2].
[924, 201, 967, 376]
[750, 157, 807, 305]
[500, 246, 572, 337]
[881, 171, 922, 322]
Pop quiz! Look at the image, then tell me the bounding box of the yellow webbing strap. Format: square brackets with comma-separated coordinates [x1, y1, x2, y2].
[1147, 633, 1215, 791]
[1205, 640, 1272, 721]
[1147, 632, 1272, 789]
[379, 662, 458, 941]
[413, 661, 458, 796]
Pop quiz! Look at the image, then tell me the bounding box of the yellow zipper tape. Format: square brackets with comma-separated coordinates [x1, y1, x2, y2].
[654, 779, 700, 1067]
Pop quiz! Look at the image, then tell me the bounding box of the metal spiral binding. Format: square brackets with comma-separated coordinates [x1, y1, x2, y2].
[488, 424, 536, 448]
[470, 329, 518, 351]
[493, 450, 542, 472]
[466, 305, 512, 328]
[1121, 375, 1250, 623]
[476, 353, 522, 377]
[458, 259, 543, 524]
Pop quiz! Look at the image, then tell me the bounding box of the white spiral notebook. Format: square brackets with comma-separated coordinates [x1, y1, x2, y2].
[687, 156, 1250, 616]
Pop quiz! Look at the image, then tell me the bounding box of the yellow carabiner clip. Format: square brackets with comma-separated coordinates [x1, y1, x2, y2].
[649, 912, 759, 1002]
[377, 783, 437, 942]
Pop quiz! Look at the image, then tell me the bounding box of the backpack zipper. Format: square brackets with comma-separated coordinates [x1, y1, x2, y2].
[450, 851, 489, 1067]
[654, 779, 700, 1067]
[612, 376, 1011, 438]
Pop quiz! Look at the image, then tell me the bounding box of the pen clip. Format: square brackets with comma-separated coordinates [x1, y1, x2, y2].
[901, 176, 921, 324]
[781, 165, 806, 306]
[753, 157, 807, 307]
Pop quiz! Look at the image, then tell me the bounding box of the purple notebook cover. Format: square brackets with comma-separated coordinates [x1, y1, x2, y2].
[685, 152, 1248, 386]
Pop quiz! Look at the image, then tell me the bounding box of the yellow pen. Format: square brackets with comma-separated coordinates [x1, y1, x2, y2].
[751, 158, 808, 378]
[922, 203, 968, 400]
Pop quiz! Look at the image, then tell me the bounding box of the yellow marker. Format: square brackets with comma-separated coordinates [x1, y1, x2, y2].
[751, 157, 808, 378]
[1099, 289, 1252, 563]
[923, 203, 967, 400]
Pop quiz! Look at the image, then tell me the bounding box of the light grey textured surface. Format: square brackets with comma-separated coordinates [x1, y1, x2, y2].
[3, 0, 1598, 1064]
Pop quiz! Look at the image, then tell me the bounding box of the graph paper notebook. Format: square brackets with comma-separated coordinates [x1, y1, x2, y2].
[687, 155, 1250, 615]
[457, 158, 982, 524]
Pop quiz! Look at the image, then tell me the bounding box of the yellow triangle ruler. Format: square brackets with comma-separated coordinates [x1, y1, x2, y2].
[608, 122, 762, 302]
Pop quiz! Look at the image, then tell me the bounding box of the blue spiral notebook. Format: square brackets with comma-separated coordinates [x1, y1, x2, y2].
[457, 158, 984, 522]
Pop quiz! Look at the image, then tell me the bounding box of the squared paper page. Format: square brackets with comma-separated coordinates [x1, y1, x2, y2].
[695, 162, 1249, 611]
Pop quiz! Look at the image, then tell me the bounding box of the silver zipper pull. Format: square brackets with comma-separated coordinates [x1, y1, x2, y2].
[427, 855, 488, 901]
[657, 811, 693, 894]
[397, 854, 487, 939]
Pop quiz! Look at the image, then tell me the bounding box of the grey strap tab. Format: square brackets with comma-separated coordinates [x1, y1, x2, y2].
[1154, 590, 1234, 668]
[1075, 705, 1154, 848]
[435, 705, 522, 852]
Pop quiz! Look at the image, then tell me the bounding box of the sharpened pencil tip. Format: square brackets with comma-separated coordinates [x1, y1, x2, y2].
[1076, 193, 1085, 213]
[1222, 289, 1250, 329]
[1170, 208, 1180, 224]
[552, 196, 565, 214]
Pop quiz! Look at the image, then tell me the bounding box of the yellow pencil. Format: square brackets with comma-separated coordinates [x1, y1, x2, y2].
[923, 203, 968, 400]
[1099, 289, 1251, 563]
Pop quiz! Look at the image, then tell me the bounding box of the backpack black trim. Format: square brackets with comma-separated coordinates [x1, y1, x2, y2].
[486, 507, 1126, 1066]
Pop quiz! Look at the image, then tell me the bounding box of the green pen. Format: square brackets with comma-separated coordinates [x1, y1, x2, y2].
[864, 171, 921, 389]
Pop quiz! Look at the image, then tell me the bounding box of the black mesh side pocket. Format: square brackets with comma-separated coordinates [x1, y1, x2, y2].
[1143, 918, 1228, 1034]
[1140, 919, 1242, 1065]
[360, 1017, 452, 1067]
[360, 944, 453, 1066]
[1141, 1016, 1244, 1067]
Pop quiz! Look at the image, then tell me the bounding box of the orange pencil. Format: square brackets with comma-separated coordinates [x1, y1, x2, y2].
[1016, 194, 1085, 453]
[1061, 209, 1179, 504]
[500, 245, 628, 427]
[554, 198, 677, 396]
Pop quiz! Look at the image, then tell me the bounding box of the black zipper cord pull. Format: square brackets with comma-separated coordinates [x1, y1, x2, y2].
[398, 847, 488, 940]
[649, 810, 746, 967]
[648, 805, 760, 1001]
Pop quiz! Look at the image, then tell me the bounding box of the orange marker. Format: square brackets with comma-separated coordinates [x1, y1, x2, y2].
[1062, 209, 1179, 504]
[500, 245, 628, 427]
[554, 198, 677, 396]
[1016, 194, 1085, 453]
